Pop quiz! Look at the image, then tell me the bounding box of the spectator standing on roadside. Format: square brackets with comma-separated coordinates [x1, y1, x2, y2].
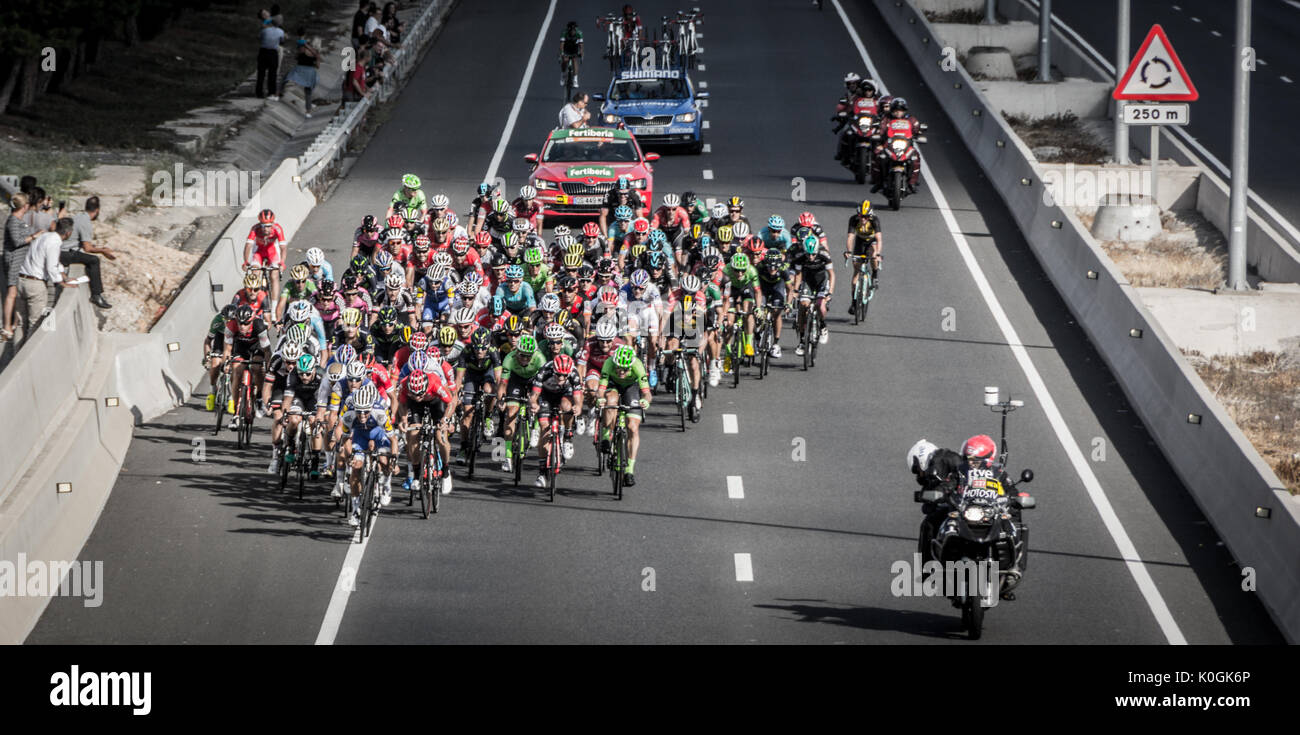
[3, 194, 38, 341]
[281, 28, 321, 117]
[364, 4, 387, 41]
[343, 45, 371, 109]
[558, 92, 590, 129]
[22, 187, 57, 233]
[17, 217, 79, 344]
[61, 197, 115, 310]
[382, 3, 405, 44]
[352, 0, 371, 48]
[256, 15, 286, 99]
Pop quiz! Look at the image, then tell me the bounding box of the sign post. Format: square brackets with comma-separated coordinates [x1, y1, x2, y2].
[1113, 24, 1198, 210]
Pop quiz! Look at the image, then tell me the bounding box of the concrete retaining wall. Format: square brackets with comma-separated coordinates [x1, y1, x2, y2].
[877, 0, 1300, 642]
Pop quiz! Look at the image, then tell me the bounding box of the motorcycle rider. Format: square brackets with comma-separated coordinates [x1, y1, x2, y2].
[872, 97, 925, 194]
[833, 74, 881, 163]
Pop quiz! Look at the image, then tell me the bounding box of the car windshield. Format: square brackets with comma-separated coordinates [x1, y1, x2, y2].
[610, 78, 689, 101]
[543, 136, 640, 163]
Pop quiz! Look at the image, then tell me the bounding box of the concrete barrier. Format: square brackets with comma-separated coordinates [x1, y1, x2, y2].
[877, 0, 1300, 641]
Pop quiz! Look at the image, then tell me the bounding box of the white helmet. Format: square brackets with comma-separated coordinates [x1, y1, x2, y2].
[430, 193, 450, 209]
[452, 307, 476, 325]
[346, 360, 367, 380]
[352, 384, 379, 410]
[710, 203, 727, 219]
[538, 293, 561, 313]
[519, 185, 537, 200]
[281, 341, 304, 363]
[907, 439, 938, 474]
[553, 225, 572, 237]
[594, 318, 619, 340]
[543, 323, 567, 340]
[662, 193, 681, 208]
[306, 247, 326, 267]
[287, 299, 312, 323]
[844, 71, 861, 85]
[731, 221, 750, 238]
[385, 271, 405, 289]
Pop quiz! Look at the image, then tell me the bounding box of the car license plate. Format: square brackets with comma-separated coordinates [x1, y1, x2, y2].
[574, 195, 604, 205]
[632, 125, 667, 136]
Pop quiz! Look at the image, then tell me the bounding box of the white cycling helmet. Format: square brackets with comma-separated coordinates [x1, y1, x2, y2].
[306, 247, 326, 267]
[553, 225, 572, 237]
[432, 251, 454, 267]
[452, 307, 476, 325]
[538, 293, 561, 313]
[907, 439, 938, 474]
[352, 384, 379, 410]
[662, 193, 681, 208]
[731, 221, 750, 238]
[594, 318, 619, 340]
[710, 203, 727, 219]
[281, 341, 304, 363]
[544, 323, 567, 341]
[519, 185, 537, 200]
[385, 271, 405, 289]
[430, 193, 450, 209]
[287, 299, 312, 323]
[346, 360, 368, 380]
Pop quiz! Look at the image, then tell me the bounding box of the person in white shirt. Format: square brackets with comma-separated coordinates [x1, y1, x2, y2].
[17, 217, 78, 343]
[558, 92, 590, 129]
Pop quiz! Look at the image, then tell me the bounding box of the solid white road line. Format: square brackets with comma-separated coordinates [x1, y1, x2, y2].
[727, 476, 744, 499]
[722, 413, 738, 433]
[483, 0, 558, 182]
[833, 0, 1187, 645]
[1285, 0, 1300, 10]
[316, 517, 374, 645]
[703, 169, 714, 180]
[734, 553, 754, 582]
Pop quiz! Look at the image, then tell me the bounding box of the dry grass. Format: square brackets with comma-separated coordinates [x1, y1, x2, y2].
[1078, 209, 1227, 289]
[1185, 349, 1300, 494]
[1004, 112, 1109, 164]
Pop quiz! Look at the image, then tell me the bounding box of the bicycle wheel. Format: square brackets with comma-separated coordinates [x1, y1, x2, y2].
[432, 446, 442, 515]
[421, 449, 433, 519]
[512, 411, 524, 487]
[547, 434, 558, 503]
[213, 380, 226, 436]
[466, 408, 481, 479]
[610, 427, 622, 496]
[801, 307, 813, 371]
[359, 469, 374, 540]
[676, 369, 689, 431]
[810, 312, 821, 368]
[615, 427, 628, 501]
[296, 432, 307, 500]
[730, 330, 742, 388]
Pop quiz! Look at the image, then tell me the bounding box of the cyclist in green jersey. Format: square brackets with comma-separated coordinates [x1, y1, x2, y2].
[497, 334, 546, 473]
[558, 21, 584, 86]
[597, 344, 652, 487]
[203, 304, 238, 410]
[722, 252, 764, 359]
[388, 173, 428, 223]
[276, 264, 318, 323]
[523, 245, 553, 296]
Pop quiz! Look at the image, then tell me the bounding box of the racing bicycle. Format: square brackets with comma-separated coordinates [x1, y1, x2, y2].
[278, 410, 316, 500]
[407, 419, 441, 518]
[601, 403, 637, 500]
[846, 254, 877, 325]
[210, 353, 232, 436]
[539, 407, 573, 502]
[460, 389, 489, 479]
[796, 286, 826, 371]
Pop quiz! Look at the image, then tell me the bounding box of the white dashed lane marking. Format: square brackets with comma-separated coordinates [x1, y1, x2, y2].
[734, 553, 754, 582]
[727, 476, 744, 499]
[722, 413, 737, 433]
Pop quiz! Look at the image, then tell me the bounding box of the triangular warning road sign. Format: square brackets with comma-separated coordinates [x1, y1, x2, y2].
[1114, 24, 1198, 100]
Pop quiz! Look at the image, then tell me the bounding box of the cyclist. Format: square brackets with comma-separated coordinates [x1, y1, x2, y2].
[280, 353, 326, 478]
[388, 173, 428, 223]
[756, 248, 790, 358]
[456, 326, 503, 452]
[576, 317, 623, 436]
[513, 185, 545, 233]
[221, 304, 272, 427]
[304, 247, 334, 285]
[758, 214, 792, 254]
[558, 20, 584, 87]
[621, 268, 662, 387]
[528, 353, 583, 487]
[395, 366, 458, 498]
[791, 211, 829, 257]
[244, 209, 286, 317]
[660, 273, 711, 413]
[233, 270, 269, 315]
[791, 234, 836, 356]
[651, 193, 691, 253]
[332, 306, 375, 360]
[599, 177, 645, 234]
[682, 190, 709, 227]
[204, 304, 239, 411]
[353, 215, 383, 260]
[284, 297, 327, 353]
[579, 221, 610, 262]
[449, 235, 485, 282]
[467, 181, 502, 236]
[722, 251, 762, 361]
[845, 199, 883, 299]
[483, 198, 515, 244]
[596, 344, 652, 487]
[276, 264, 317, 323]
[497, 334, 547, 473]
[522, 245, 553, 296]
[495, 264, 537, 317]
[339, 384, 393, 526]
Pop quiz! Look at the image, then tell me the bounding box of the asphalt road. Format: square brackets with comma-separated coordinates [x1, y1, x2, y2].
[28, 0, 1283, 644]
[1038, 0, 1300, 231]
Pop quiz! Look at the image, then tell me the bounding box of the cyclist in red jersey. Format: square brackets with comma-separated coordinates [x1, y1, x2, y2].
[244, 209, 286, 316]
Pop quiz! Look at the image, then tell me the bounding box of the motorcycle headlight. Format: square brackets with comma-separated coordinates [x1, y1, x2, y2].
[890, 139, 909, 153]
[858, 116, 872, 128]
[675, 112, 697, 123]
[630, 178, 647, 189]
[604, 114, 620, 124]
[963, 506, 988, 524]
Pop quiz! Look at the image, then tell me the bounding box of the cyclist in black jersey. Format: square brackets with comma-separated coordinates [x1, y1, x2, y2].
[845, 199, 884, 305]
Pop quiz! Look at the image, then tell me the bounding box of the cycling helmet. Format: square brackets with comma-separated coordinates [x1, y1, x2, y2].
[577, 264, 595, 280]
[361, 214, 378, 231]
[243, 272, 261, 290]
[557, 274, 578, 291]
[630, 243, 647, 259]
[563, 237, 583, 255]
[385, 271, 405, 289]
[505, 264, 525, 280]
[409, 351, 431, 373]
[375, 251, 396, 271]
[492, 294, 506, 317]
[552, 353, 575, 375]
[727, 196, 744, 210]
[731, 221, 750, 238]
[471, 230, 490, 248]
[710, 203, 727, 219]
[543, 323, 567, 341]
[517, 334, 538, 355]
[859, 199, 873, 216]
[377, 305, 399, 325]
[477, 182, 494, 198]
[614, 205, 633, 222]
[524, 246, 544, 265]
[446, 212, 459, 228]
[423, 192, 447, 210]
[629, 269, 650, 287]
[384, 227, 405, 243]
[258, 209, 276, 224]
[798, 212, 816, 229]
[459, 280, 480, 298]
[682, 191, 697, 207]
[504, 315, 524, 334]
[402, 173, 422, 189]
[632, 217, 650, 235]
[492, 198, 511, 214]
[425, 345, 442, 361]
[962, 434, 997, 465]
[296, 353, 317, 375]
[236, 304, 255, 324]
[598, 286, 620, 306]
[699, 234, 713, 250]
[647, 251, 666, 269]
[763, 248, 784, 266]
[553, 225, 571, 237]
[305, 248, 326, 267]
[346, 360, 368, 382]
[613, 344, 636, 369]
[648, 229, 667, 246]
[502, 232, 521, 250]
[220, 303, 238, 320]
[430, 218, 450, 235]
[409, 332, 429, 351]
[287, 300, 312, 323]
[341, 307, 364, 327]
[716, 225, 734, 243]
[335, 344, 357, 366]
[616, 176, 631, 191]
[452, 306, 476, 325]
[562, 252, 584, 269]
[730, 253, 749, 270]
[353, 383, 379, 410]
[702, 253, 722, 270]
[325, 362, 345, 381]
[594, 318, 618, 340]
[596, 257, 616, 275]
[438, 325, 458, 346]
[680, 273, 702, 293]
[318, 278, 336, 296]
[767, 215, 785, 231]
[582, 221, 602, 238]
[470, 327, 493, 350]
[662, 192, 681, 208]
[407, 371, 429, 397]
[347, 255, 368, 274]
[428, 264, 451, 283]
[387, 214, 406, 230]
[512, 217, 531, 233]
[444, 237, 464, 256]
[538, 293, 561, 313]
[907, 439, 939, 474]
[519, 185, 537, 200]
[803, 235, 819, 254]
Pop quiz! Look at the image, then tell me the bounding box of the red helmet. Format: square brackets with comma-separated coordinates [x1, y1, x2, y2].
[474, 230, 492, 247]
[961, 434, 997, 465]
[387, 214, 406, 229]
[743, 236, 764, 256]
[408, 371, 429, 396]
[798, 211, 816, 228]
[599, 287, 620, 306]
[425, 345, 442, 360]
[583, 221, 601, 238]
[632, 218, 650, 234]
[409, 332, 429, 351]
[413, 234, 431, 251]
[553, 354, 575, 375]
[452, 236, 470, 255]
[258, 209, 276, 224]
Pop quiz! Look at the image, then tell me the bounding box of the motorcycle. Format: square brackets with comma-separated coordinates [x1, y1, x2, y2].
[873, 119, 927, 210]
[914, 389, 1036, 640]
[833, 96, 880, 185]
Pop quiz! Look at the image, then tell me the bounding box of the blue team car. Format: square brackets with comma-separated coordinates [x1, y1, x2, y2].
[593, 67, 708, 154]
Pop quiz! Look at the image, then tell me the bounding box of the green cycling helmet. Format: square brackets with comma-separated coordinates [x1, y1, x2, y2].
[524, 246, 544, 265]
[730, 253, 749, 271]
[502, 231, 520, 249]
[518, 334, 538, 355]
[296, 354, 317, 374]
[402, 173, 421, 189]
[613, 344, 636, 369]
[803, 235, 819, 254]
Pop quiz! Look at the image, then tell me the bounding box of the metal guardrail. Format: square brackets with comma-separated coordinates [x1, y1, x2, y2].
[297, 0, 448, 189]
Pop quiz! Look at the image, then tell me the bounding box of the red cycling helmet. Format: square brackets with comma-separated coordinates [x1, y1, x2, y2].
[599, 287, 620, 306]
[632, 218, 650, 234]
[387, 214, 406, 229]
[409, 332, 429, 351]
[425, 345, 442, 360]
[452, 236, 470, 255]
[582, 221, 601, 238]
[961, 434, 997, 465]
[474, 230, 492, 247]
[414, 234, 431, 251]
[407, 371, 429, 396]
[798, 211, 816, 228]
[258, 209, 276, 224]
[553, 354, 575, 375]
